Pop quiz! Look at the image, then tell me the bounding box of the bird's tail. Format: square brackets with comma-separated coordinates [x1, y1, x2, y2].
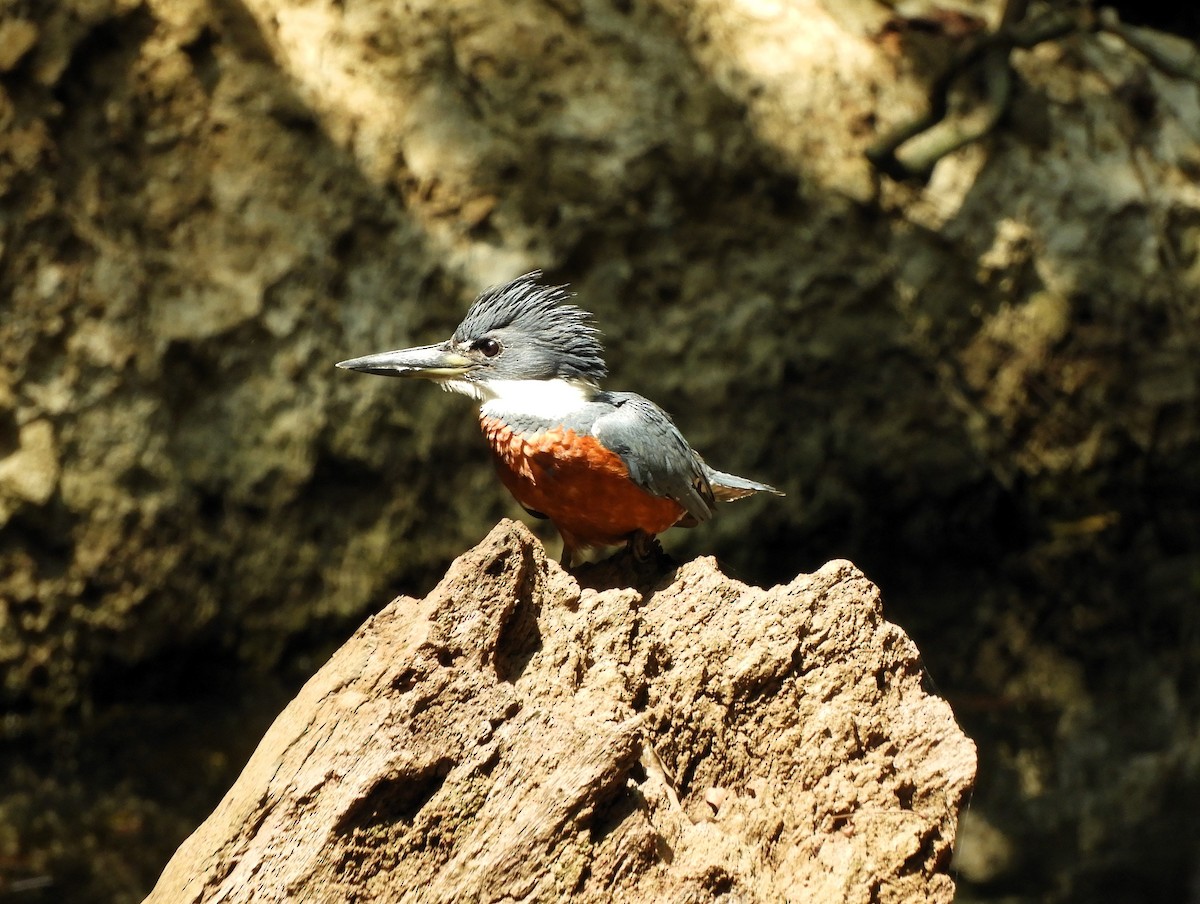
[703, 466, 784, 503]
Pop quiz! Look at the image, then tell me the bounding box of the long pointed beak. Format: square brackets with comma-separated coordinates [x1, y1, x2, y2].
[335, 342, 475, 379]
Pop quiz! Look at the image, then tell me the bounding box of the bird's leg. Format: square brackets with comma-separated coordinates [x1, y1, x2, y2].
[557, 528, 579, 570]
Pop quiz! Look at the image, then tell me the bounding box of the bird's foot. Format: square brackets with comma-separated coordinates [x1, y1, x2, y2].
[619, 531, 675, 581]
[566, 532, 674, 589]
[628, 530, 662, 563]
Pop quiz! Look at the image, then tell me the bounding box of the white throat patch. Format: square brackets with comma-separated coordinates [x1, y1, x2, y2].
[472, 378, 599, 419]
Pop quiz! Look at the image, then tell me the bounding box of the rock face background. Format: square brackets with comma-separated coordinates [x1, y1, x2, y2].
[1, 0, 1198, 901]
[145, 521, 976, 904]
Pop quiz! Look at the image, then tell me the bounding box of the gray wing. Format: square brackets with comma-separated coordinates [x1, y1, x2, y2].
[591, 393, 716, 524]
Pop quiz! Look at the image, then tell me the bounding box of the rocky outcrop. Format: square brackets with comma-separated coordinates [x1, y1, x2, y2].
[146, 521, 975, 903]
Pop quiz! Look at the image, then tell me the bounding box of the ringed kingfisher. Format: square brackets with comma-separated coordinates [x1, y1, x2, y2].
[337, 272, 781, 567]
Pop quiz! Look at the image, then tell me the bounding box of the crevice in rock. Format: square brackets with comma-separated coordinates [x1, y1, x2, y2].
[333, 757, 456, 835]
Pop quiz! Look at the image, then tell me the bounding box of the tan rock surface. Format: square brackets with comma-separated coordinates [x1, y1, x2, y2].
[147, 521, 975, 903]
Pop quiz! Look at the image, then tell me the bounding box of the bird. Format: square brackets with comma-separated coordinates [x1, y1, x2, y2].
[336, 271, 782, 567]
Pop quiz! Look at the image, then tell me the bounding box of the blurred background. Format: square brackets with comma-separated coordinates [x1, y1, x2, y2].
[1, 0, 1198, 901]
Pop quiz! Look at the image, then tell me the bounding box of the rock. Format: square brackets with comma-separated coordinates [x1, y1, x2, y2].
[145, 521, 975, 903]
[0, 19, 37, 73]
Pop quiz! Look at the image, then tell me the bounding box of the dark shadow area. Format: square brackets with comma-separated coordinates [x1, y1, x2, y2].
[1111, 1, 1200, 36]
[0, 669, 295, 904]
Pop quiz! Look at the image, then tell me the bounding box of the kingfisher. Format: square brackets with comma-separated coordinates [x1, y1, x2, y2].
[337, 272, 781, 567]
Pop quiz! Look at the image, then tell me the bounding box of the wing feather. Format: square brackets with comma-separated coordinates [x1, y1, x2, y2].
[591, 393, 715, 524]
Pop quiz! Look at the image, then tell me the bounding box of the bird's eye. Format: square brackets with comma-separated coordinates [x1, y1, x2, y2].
[475, 337, 502, 358]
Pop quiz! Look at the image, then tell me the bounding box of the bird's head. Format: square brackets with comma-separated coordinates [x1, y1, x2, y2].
[336, 272, 607, 402]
